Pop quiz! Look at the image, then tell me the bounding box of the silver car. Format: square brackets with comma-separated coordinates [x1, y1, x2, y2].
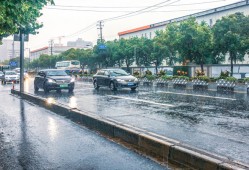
[2, 71, 20, 84]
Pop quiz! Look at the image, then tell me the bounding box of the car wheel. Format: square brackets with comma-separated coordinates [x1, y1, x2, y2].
[3, 81, 6, 85]
[131, 87, 136, 91]
[34, 84, 39, 92]
[69, 88, 74, 93]
[43, 85, 49, 93]
[93, 80, 99, 90]
[110, 82, 117, 91]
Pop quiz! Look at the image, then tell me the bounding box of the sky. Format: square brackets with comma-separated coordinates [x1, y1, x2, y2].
[22, 0, 241, 50]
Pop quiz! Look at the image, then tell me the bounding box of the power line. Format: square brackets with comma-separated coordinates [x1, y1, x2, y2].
[102, 0, 178, 22]
[48, 0, 230, 9]
[45, 7, 209, 13]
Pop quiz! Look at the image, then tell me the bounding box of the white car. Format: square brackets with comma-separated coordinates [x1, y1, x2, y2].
[0, 71, 4, 80]
[2, 71, 20, 84]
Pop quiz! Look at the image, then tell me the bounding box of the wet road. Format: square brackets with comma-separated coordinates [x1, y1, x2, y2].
[7, 78, 249, 164]
[0, 88, 168, 169]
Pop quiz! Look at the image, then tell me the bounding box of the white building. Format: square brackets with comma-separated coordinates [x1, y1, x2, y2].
[67, 38, 93, 49]
[30, 38, 93, 61]
[0, 39, 21, 62]
[118, 1, 249, 64]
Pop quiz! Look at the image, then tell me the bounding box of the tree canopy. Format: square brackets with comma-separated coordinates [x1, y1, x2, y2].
[0, 0, 54, 43]
[213, 12, 249, 76]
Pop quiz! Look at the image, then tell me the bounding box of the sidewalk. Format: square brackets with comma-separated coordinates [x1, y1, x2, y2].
[0, 89, 167, 170]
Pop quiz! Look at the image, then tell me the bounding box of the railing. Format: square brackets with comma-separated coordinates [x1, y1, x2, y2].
[192, 79, 208, 90]
[172, 78, 187, 89]
[156, 79, 169, 87]
[216, 79, 236, 92]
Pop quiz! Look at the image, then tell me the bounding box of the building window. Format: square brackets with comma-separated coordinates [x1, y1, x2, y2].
[150, 32, 152, 39]
[141, 34, 143, 37]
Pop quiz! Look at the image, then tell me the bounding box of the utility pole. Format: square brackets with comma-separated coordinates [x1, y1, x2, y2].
[97, 20, 104, 43]
[19, 31, 24, 93]
[49, 39, 54, 56]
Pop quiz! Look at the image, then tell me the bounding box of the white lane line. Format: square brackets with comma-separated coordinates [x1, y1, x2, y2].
[108, 95, 174, 107]
[157, 91, 236, 101]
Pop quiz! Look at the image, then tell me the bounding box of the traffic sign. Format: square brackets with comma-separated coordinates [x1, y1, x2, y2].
[14, 34, 29, 42]
[9, 61, 18, 67]
[98, 44, 107, 50]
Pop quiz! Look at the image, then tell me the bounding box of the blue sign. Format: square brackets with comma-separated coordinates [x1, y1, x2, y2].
[9, 61, 18, 67]
[98, 44, 106, 50]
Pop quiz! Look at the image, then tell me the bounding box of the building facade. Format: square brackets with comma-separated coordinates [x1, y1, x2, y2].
[30, 38, 93, 61]
[0, 39, 21, 62]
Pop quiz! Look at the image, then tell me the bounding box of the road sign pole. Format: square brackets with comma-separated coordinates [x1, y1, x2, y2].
[20, 31, 24, 93]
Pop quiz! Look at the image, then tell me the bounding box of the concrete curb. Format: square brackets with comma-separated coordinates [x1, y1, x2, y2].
[11, 89, 249, 170]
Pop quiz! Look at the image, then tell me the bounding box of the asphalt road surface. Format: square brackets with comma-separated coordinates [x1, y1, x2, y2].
[0, 88, 168, 170]
[5, 78, 249, 164]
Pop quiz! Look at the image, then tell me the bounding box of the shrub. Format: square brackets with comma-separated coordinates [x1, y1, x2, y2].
[161, 75, 173, 81]
[158, 70, 166, 77]
[243, 77, 249, 83]
[133, 71, 140, 77]
[146, 75, 156, 81]
[195, 69, 205, 77]
[176, 70, 188, 76]
[172, 76, 189, 81]
[219, 70, 230, 79]
[194, 76, 211, 82]
[145, 70, 152, 75]
[225, 77, 237, 82]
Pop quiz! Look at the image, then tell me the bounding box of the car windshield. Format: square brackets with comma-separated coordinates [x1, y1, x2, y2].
[47, 70, 68, 76]
[109, 69, 129, 76]
[5, 71, 17, 75]
[71, 61, 80, 65]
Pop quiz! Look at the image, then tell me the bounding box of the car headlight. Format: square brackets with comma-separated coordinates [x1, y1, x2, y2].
[117, 79, 125, 82]
[48, 79, 56, 83]
[70, 77, 75, 83]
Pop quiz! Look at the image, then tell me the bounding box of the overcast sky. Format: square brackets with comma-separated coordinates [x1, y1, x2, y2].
[24, 0, 241, 50]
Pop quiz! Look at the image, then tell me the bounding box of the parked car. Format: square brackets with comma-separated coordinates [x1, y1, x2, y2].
[34, 69, 75, 93]
[0, 71, 4, 80]
[93, 69, 139, 91]
[2, 71, 20, 84]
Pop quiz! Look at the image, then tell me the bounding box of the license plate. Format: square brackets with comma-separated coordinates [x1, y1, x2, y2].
[60, 84, 68, 88]
[127, 82, 134, 86]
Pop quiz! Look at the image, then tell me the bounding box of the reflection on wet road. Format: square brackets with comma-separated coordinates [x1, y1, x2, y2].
[11, 78, 249, 163]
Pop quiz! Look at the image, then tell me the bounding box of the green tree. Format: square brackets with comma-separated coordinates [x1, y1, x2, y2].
[177, 18, 213, 73]
[213, 12, 249, 76]
[158, 24, 179, 66]
[0, 0, 54, 43]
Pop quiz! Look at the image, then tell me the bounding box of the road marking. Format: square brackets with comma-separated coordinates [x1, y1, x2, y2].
[157, 91, 236, 101]
[108, 95, 174, 107]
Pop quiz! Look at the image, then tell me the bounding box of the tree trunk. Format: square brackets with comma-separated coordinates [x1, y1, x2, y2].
[155, 63, 158, 75]
[200, 62, 204, 74]
[230, 52, 234, 77]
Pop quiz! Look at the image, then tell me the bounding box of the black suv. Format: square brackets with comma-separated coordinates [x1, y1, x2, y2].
[34, 69, 75, 93]
[93, 69, 139, 91]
